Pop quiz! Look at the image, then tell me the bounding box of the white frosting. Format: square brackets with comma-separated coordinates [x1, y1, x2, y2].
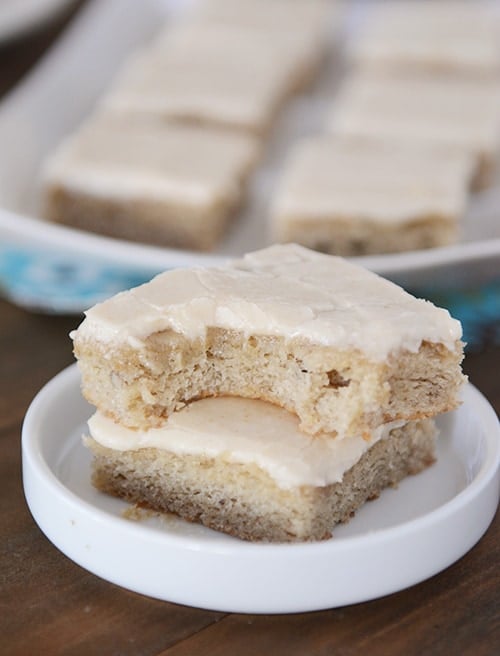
[87, 398, 404, 489]
[272, 137, 473, 223]
[43, 113, 258, 204]
[74, 244, 462, 360]
[190, 0, 332, 37]
[103, 23, 313, 130]
[328, 72, 500, 155]
[349, 1, 500, 73]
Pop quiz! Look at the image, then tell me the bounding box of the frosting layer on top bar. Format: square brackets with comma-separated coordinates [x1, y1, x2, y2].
[43, 114, 259, 205]
[271, 137, 473, 223]
[328, 72, 500, 155]
[348, 0, 500, 74]
[87, 397, 405, 489]
[74, 244, 462, 361]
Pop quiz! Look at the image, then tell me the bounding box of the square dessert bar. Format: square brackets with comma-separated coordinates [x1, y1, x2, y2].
[103, 22, 321, 135]
[348, 0, 500, 76]
[188, 0, 337, 75]
[270, 136, 474, 255]
[41, 113, 260, 251]
[72, 244, 465, 439]
[327, 72, 500, 189]
[85, 397, 437, 543]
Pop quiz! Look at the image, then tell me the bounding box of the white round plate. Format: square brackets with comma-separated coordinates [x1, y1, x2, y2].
[22, 365, 499, 614]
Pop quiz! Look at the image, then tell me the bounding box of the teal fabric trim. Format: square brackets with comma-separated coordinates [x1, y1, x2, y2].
[0, 244, 157, 313]
[409, 281, 500, 352]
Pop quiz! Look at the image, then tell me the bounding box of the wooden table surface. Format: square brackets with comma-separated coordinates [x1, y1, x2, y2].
[0, 7, 498, 655]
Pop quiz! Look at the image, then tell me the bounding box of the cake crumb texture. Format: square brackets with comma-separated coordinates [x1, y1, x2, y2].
[75, 328, 464, 438]
[86, 419, 437, 543]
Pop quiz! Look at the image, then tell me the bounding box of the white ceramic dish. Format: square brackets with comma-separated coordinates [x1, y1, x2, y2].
[22, 364, 499, 614]
[0, 0, 76, 43]
[1, 0, 499, 313]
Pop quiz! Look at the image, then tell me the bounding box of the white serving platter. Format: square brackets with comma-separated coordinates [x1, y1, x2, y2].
[1, 0, 499, 313]
[0, 0, 76, 44]
[22, 364, 499, 613]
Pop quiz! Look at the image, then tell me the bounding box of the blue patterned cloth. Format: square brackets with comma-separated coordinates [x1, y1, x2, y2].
[410, 281, 500, 353]
[0, 244, 157, 314]
[0, 243, 498, 351]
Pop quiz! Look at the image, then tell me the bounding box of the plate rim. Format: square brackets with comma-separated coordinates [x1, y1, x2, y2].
[0, 0, 77, 44]
[3, 206, 500, 279]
